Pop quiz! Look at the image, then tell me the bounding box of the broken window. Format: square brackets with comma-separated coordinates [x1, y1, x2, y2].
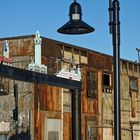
[61, 45, 88, 65]
[102, 72, 112, 93]
[87, 71, 97, 98]
[129, 77, 138, 91]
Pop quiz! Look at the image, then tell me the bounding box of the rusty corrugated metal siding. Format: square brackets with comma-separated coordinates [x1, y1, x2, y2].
[88, 51, 112, 70]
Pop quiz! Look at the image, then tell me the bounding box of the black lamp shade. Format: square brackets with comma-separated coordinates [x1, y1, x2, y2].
[57, 1, 95, 35]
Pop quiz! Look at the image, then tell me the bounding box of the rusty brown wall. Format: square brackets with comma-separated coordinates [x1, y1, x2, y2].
[63, 112, 72, 140]
[88, 52, 112, 70]
[42, 38, 61, 58]
[0, 36, 34, 57]
[1, 35, 140, 140]
[34, 82, 62, 140]
[81, 67, 98, 140]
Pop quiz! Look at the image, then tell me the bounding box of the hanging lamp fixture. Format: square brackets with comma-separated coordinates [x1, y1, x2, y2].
[57, 0, 95, 35]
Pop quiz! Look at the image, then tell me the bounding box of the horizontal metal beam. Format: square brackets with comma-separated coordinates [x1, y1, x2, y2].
[0, 64, 82, 90]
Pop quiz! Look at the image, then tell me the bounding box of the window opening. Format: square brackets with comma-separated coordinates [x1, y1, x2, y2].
[103, 73, 112, 93]
[129, 77, 138, 91]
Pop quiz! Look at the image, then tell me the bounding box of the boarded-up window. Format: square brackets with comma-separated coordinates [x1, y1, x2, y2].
[64, 46, 72, 60]
[73, 48, 80, 64]
[86, 119, 97, 140]
[129, 77, 138, 91]
[61, 46, 88, 65]
[80, 50, 87, 64]
[87, 71, 97, 98]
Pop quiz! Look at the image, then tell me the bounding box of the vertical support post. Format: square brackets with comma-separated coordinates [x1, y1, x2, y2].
[14, 83, 18, 140]
[34, 31, 42, 65]
[136, 48, 140, 63]
[112, 0, 121, 140]
[71, 89, 81, 140]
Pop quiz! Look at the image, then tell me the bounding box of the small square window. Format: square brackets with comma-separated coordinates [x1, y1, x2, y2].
[102, 72, 112, 93]
[103, 73, 110, 87]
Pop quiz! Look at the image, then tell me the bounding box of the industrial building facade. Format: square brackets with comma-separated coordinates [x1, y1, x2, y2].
[0, 33, 140, 140]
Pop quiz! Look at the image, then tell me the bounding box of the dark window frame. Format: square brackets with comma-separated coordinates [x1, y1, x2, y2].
[87, 70, 98, 99]
[129, 76, 138, 92]
[102, 71, 112, 93]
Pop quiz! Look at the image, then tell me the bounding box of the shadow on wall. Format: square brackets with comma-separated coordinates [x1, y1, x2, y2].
[9, 130, 30, 140]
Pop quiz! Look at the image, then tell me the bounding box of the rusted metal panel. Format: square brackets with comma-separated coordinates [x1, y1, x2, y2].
[63, 112, 72, 140]
[42, 38, 61, 58]
[81, 66, 98, 140]
[82, 67, 88, 113]
[82, 67, 98, 114]
[38, 84, 62, 111]
[88, 52, 112, 70]
[0, 37, 34, 57]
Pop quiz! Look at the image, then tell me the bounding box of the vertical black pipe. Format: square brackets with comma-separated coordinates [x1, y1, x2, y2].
[71, 89, 81, 140]
[14, 83, 19, 140]
[112, 0, 121, 140]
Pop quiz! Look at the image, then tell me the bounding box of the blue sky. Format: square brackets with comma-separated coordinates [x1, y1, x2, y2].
[0, 0, 140, 62]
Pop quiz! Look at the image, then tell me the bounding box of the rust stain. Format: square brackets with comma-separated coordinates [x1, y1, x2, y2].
[88, 52, 112, 70]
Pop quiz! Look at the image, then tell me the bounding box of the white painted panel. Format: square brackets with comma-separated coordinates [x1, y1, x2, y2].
[44, 118, 61, 140]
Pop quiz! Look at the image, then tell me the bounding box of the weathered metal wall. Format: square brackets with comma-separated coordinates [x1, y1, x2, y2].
[120, 61, 140, 140]
[81, 67, 98, 140]
[0, 36, 35, 139]
[0, 35, 140, 140]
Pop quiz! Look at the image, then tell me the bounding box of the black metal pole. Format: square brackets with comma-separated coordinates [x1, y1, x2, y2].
[71, 89, 81, 140]
[112, 0, 121, 140]
[14, 83, 19, 140]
